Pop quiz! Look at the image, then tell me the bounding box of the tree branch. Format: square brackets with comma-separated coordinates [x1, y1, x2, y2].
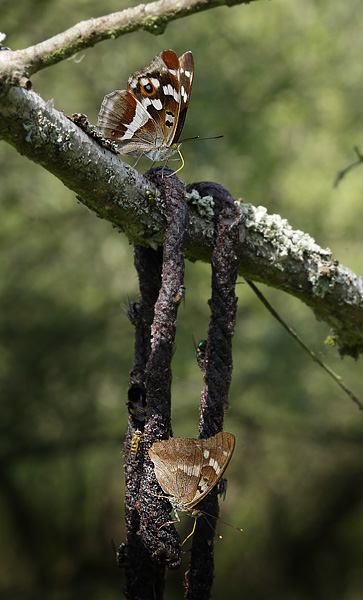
[0, 85, 362, 358]
[0, 0, 255, 87]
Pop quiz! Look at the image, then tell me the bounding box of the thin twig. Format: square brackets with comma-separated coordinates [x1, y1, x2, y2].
[334, 146, 363, 188]
[245, 278, 363, 411]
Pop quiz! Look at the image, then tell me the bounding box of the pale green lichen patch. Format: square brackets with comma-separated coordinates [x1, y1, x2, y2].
[307, 261, 341, 298]
[186, 188, 215, 244]
[42, 47, 76, 67]
[238, 202, 331, 263]
[143, 16, 167, 35]
[308, 266, 334, 298]
[187, 188, 215, 219]
[23, 121, 47, 145]
[24, 109, 76, 149]
[311, 262, 363, 304]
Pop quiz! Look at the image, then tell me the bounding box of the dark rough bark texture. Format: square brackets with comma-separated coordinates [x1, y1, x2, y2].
[124, 167, 189, 599]
[123, 244, 163, 600]
[185, 181, 244, 600]
[121, 173, 244, 599]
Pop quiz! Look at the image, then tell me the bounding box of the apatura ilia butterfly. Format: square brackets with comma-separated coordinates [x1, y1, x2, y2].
[149, 431, 235, 519]
[97, 50, 194, 165]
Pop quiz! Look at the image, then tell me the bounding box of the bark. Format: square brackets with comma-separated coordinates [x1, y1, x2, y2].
[0, 71, 362, 359]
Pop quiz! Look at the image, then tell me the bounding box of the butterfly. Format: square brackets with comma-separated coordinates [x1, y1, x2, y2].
[148, 431, 235, 520]
[97, 49, 194, 169]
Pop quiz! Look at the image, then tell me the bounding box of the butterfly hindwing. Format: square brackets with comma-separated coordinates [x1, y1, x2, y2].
[149, 432, 235, 513]
[97, 90, 160, 156]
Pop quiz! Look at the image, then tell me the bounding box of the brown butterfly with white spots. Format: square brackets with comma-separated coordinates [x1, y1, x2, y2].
[149, 431, 235, 520]
[97, 50, 194, 169]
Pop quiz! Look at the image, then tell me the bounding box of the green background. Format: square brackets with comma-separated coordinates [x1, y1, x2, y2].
[1, 0, 363, 598]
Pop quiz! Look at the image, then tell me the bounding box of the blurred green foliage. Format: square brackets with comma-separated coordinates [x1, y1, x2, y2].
[1, 0, 363, 598]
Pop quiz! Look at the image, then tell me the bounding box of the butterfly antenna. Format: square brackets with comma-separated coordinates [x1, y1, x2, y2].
[199, 512, 224, 540]
[199, 508, 243, 538]
[179, 135, 224, 143]
[133, 154, 143, 168]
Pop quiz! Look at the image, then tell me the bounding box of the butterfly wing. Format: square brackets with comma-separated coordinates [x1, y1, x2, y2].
[172, 51, 194, 144]
[97, 90, 160, 156]
[183, 432, 235, 509]
[127, 50, 194, 147]
[97, 50, 194, 159]
[149, 432, 235, 512]
[149, 437, 204, 505]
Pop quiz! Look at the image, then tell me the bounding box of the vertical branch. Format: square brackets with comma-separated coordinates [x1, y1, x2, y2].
[128, 245, 163, 397]
[185, 182, 244, 600]
[124, 244, 163, 600]
[124, 167, 189, 599]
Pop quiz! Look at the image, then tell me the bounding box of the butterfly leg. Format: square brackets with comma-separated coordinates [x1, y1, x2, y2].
[158, 506, 181, 530]
[133, 153, 146, 168]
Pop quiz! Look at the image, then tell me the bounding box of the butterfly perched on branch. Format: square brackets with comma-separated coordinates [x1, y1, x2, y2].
[97, 50, 194, 168]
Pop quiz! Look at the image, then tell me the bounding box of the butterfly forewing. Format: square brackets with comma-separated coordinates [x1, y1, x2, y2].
[127, 50, 185, 146]
[149, 432, 235, 513]
[173, 51, 194, 144]
[97, 49, 194, 161]
[184, 432, 235, 509]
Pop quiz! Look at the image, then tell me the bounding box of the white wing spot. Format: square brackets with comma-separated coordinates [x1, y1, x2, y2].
[140, 77, 149, 86]
[152, 98, 163, 111]
[120, 102, 150, 140]
[150, 78, 160, 88]
[184, 70, 191, 78]
[203, 450, 210, 459]
[183, 464, 200, 477]
[209, 458, 221, 474]
[198, 480, 209, 492]
[169, 69, 178, 76]
[193, 464, 201, 477]
[181, 86, 188, 103]
[162, 85, 179, 102]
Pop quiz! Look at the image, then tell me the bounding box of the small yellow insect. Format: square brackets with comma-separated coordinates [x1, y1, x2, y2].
[130, 429, 144, 459]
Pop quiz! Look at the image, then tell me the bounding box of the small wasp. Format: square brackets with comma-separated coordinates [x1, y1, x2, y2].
[130, 429, 144, 459]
